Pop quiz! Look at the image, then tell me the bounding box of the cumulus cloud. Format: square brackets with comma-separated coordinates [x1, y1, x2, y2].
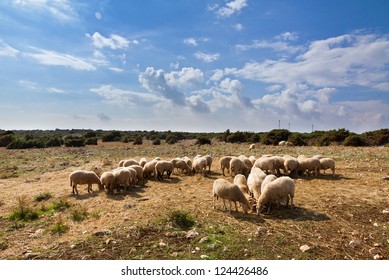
[86, 32, 137, 50]
[194, 51, 220, 63]
[165, 67, 204, 90]
[211, 0, 248, 18]
[183, 38, 198, 46]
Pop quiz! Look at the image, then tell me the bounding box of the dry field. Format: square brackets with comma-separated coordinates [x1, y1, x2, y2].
[0, 140, 388, 260]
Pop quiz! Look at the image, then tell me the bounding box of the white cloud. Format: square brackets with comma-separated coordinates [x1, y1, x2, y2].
[213, 0, 248, 18]
[12, 0, 78, 21]
[86, 32, 133, 50]
[236, 39, 303, 54]
[165, 67, 204, 90]
[26, 48, 96, 71]
[194, 51, 220, 63]
[46, 87, 65, 93]
[233, 23, 244, 31]
[109, 67, 124, 73]
[95, 11, 102, 20]
[183, 38, 198, 46]
[275, 32, 299, 41]
[0, 41, 19, 57]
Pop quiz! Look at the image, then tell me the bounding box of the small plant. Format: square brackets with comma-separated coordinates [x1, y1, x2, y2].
[51, 199, 71, 212]
[8, 195, 39, 222]
[133, 135, 143, 145]
[34, 192, 52, 202]
[70, 205, 89, 222]
[165, 210, 195, 230]
[152, 138, 161, 145]
[51, 215, 69, 235]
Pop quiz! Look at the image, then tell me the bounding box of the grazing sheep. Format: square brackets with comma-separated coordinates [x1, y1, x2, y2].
[122, 166, 137, 188]
[230, 157, 250, 177]
[249, 144, 256, 150]
[100, 171, 115, 195]
[319, 158, 335, 176]
[248, 155, 256, 166]
[172, 159, 192, 174]
[143, 159, 159, 178]
[297, 157, 321, 177]
[283, 156, 299, 177]
[112, 168, 132, 192]
[203, 155, 213, 173]
[257, 176, 295, 214]
[213, 178, 250, 214]
[234, 174, 249, 195]
[219, 156, 233, 176]
[312, 154, 323, 160]
[139, 157, 147, 167]
[247, 167, 267, 200]
[182, 156, 192, 168]
[253, 157, 276, 174]
[192, 157, 208, 174]
[271, 156, 287, 175]
[122, 159, 140, 167]
[69, 170, 102, 195]
[129, 165, 144, 185]
[260, 174, 277, 194]
[279, 141, 294, 146]
[155, 160, 174, 181]
[238, 155, 253, 169]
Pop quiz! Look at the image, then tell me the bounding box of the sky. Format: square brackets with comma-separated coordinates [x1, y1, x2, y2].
[0, 0, 389, 133]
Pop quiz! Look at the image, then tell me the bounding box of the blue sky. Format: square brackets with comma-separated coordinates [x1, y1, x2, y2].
[0, 0, 389, 133]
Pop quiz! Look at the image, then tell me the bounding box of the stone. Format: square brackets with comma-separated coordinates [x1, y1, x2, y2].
[200, 255, 209, 259]
[369, 248, 380, 255]
[199, 237, 210, 244]
[186, 229, 199, 239]
[93, 229, 112, 236]
[299, 244, 311, 252]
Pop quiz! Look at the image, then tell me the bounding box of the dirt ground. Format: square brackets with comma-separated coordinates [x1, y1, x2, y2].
[0, 141, 388, 260]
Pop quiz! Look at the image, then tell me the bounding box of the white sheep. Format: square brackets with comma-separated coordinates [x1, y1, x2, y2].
[319, 158, 335, 176]
[247, 167, 267, 200]
[279, 141, 294, 146]
[271, 156, 287, 175]
[249, 144, 256, 150]
[257, 176, 295, 214]
[213, 178, 250, 214]
[253, 157, 276, 174]
[283, 156, 299, 176]
[260, 174, 277, 194]
[248, 155, 256, 166]
[122, 159, 140, 167]
[229, 157, 250, 177]
[172, 159, 192, 174]
[234, 174, 249, 195]
[129, 165, 144, 185]
[182, 156, 192, 168]
[297, 157, 321, 177]
[143, 159, 159, 178]
[155, 160, 174, 180]
[203, 155, 213, 173]
[100, 171, 115, 195]
[238, 155, 253, 169]
[112, 168, 132, 192]
[69, 170, 102, 195]
[219, 156, 233, 176]
[192, 157, 208, 174]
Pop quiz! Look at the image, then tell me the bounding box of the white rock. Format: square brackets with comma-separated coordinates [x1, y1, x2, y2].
[299, 244, 310, 252]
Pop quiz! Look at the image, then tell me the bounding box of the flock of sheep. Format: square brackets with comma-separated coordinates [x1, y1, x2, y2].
[69, 147, 336, 215]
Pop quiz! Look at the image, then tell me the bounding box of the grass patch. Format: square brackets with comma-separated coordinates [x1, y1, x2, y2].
[34, 192, 52, 202]
[70, 205, 89, 222]
[51, 215, 69, 235]
[163, 210, 196, 230]
[8, 195, 39, 222]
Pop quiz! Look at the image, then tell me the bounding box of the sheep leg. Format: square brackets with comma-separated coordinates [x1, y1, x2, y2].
[228, 200, 232, 214]
[222, 199, 228, 212]
[72, 184, 78, 195]
[88, 184, 92, 193]
[234, 201, 238, 212]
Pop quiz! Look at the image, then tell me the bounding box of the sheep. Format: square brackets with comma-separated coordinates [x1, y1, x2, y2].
[248, 155, 256, 166]
[219, 156, 233, 176]
[203, 155, 213, 173]
[271, 156, 287, 175]
[238, 155, 253, 169]
[155, 160, 174, 181]
[69, 170, 102, 195]
[283, 156, 299, 177]
[234, 174, 249, 195]
[279, 141, 294, 146]
[312, 154, 323, 160]
[122, 166, 138, 188]
[247, 167, 267, 200]
[297, 157, 321, 177]
[100, 171, 115, 195]
[129, 165, 144, 185]
[229, 157, 250, 177]
[112, 168, 132, 192]
[172, 159, 192, 174]
[212, 178, 250, 214]
[143, 159, 159, 178]
[260, 174, 277, 194]
[182, 156, 192, 168]
[249, 144, 256, 150]
[122, 159, 140, 167]
[139, 157, 148, 167]
[257, 176, 295, 214]
[319, 158, 335, 176]
[253, 157, 276, 174]
[192, 156, 208, 174]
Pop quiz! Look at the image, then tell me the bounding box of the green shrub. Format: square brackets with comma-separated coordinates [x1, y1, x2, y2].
[45, 136, 62, 147]
[196, 137, 211, 145]
[34, 192, 52, 202]
[166, 135, 178, 144]
[51, 215, 69, 235]
[152, 138, 161, 145]
[166, 210, 195, 230]
[288, 133, 307, 146]
[70, 206, 89, 222]
[0, 134, 15, 147]
[8, 195, 39, 222]
[344, 135, 367, 146]
[101, 131, 121, 142]
[133, 135, 143, 145]
[63, 135, 85, 147]
[85, 137, 98, 145]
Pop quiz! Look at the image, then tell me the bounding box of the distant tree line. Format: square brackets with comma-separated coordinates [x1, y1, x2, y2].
[0, 128, 388, 149]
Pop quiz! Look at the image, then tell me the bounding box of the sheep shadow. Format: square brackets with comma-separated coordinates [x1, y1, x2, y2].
[213, 208, 266, 223]
[70, 191, 101, 200]
[259, 206, 330, 222]
[105, 185, 147, 200]
[294, 173, 353, 181]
